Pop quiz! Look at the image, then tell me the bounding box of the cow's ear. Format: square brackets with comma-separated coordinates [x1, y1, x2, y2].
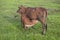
[20, 5, 23, 7]
[18, 5, 21, 8]
[18, 5, 24, 8]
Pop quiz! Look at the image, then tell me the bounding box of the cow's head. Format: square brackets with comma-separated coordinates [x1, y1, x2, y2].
[24, 20, 38, 29]
[17, 5, 26, 14]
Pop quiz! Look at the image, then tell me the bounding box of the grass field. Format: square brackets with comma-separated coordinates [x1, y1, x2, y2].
[0, 0, 60, 40]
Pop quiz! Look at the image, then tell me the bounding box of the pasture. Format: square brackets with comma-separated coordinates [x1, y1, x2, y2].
[0, 0, 60, 40]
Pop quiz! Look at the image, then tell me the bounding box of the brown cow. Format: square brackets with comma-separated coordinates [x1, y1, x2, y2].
[17, 5, 47, 35]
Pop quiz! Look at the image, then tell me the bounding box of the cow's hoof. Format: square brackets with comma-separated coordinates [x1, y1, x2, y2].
[42, 31, 46, 35]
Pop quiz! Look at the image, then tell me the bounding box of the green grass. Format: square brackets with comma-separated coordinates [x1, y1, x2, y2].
[0, 0, 60, 40]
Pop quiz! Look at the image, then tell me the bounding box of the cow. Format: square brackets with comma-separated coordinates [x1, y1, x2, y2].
[17, 5, 47, 35]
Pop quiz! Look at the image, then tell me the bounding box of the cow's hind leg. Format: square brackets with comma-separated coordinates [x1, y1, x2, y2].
[41, 20, 47, 35]
[38, 16, 47, 35]
[42, 23, 47, 35]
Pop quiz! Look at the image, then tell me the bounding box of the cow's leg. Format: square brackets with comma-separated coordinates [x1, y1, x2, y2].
[38, 15, 47, 35]
[39, 18, 47, 35]
[42, 18, 47, 35]
[42, 22, 47, 35]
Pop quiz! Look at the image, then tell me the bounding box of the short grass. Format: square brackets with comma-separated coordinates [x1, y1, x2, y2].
[0, 0, 60, 40]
